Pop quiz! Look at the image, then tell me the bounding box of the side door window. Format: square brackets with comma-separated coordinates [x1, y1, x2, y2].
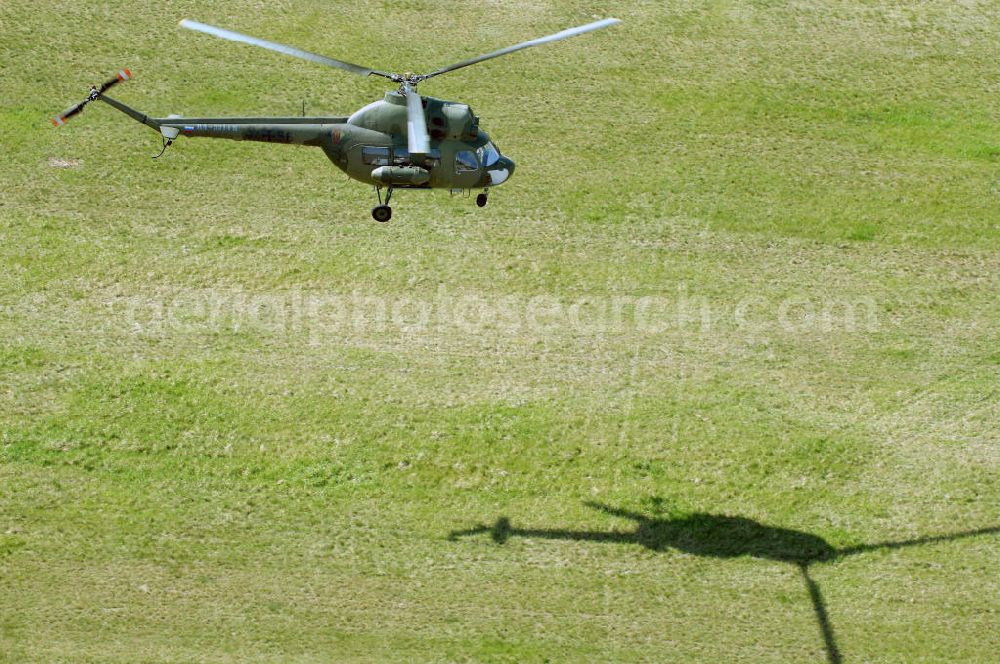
[392, 147, 442, 168]
[362, 146, 389, 166]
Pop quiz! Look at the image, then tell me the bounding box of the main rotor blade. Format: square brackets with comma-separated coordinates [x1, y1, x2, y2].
[421, 17, 620, 79]
[403, 84, 430, 156]
[179, 19, 392, 79]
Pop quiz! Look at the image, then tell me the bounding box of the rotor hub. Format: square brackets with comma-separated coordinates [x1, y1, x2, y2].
[390, 72, 426, 92]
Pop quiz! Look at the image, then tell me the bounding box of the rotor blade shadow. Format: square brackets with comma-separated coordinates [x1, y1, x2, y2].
[835, 525, 1000, 559]
[800, 563, 842, 664]
[449, 517, 631, 545]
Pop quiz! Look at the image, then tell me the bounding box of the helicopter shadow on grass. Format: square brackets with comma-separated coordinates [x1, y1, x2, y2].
[449, 501, 1000, 664]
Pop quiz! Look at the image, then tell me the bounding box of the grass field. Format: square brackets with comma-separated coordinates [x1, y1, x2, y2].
[2, 1, 999, 661]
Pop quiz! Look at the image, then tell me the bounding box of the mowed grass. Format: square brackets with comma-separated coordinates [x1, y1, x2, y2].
[1, 1, 999, 662]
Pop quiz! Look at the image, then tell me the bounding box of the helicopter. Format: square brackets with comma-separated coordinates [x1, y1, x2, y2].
[53, 17, 620, 222]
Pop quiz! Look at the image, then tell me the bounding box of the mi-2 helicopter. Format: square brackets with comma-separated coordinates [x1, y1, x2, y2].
[53, 17, 619, 221]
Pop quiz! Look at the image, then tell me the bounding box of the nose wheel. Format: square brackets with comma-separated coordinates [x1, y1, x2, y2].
[476, 191, 489, 207]
[372, 186, 393, 222]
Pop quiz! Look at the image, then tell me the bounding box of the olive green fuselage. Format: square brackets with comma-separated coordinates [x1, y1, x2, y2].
[148, 91, 514, 190]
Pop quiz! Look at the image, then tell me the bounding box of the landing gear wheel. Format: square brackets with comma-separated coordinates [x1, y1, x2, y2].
[476, 193, 488, 208]
[372, 205, 392, 223]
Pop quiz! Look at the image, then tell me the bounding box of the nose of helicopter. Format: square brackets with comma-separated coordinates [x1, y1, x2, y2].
[488, 156, 515, 186]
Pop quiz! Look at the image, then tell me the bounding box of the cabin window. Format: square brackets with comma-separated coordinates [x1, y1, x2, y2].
[392, 147, 441, 167]
[455, 150, 478, 173]
[362, 146, 389, 165]
[477, 142, 500, 168]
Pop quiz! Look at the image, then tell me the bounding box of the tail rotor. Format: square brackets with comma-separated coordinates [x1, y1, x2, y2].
[52, 69, 132, 126]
